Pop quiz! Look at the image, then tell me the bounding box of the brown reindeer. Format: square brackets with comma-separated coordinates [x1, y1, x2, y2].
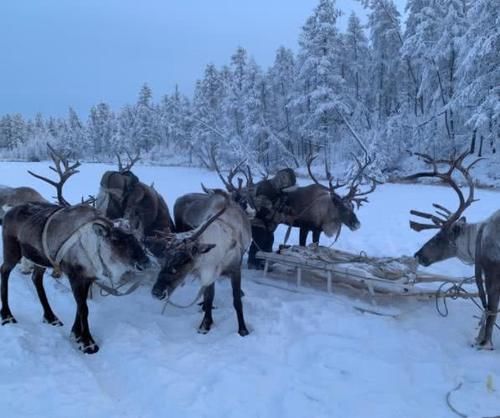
[1, 186, 49, 274]
[96, 152, 175, 237]
[1, 146, 217, 354]
[409, 152, 500, 349]
[0, 186, 47, 223]
[283, 155, 377, 245]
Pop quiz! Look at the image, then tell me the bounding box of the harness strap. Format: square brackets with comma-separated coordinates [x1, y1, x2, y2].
[161, 285, 206, 313]
[94, 278, 143, 297]
[41, 207, 101, 276]
[41, 207, 67, 275]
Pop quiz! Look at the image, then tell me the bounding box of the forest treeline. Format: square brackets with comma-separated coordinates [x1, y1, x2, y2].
[0, 0, 498, 178]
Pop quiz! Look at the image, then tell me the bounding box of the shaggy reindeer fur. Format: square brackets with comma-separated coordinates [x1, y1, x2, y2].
[96, 170, 175, 237]
[1, 202, 151, 354]
[156, 190, 252, 336]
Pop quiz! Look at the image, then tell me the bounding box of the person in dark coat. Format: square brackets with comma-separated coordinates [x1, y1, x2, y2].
[247, 168, 297, 270]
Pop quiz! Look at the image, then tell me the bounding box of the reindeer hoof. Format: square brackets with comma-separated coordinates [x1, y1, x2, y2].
[474, 341, 494, 351]
[1, 316, 17, 325]
[238, 328, 249, 337]
[80, 342, 99, 354]
[198, 319, 213, 334]
[43, 316, 63, 327]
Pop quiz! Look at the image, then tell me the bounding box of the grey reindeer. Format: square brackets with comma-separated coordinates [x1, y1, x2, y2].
[409, 152, 500, 350]
[162, 162, 254, 336]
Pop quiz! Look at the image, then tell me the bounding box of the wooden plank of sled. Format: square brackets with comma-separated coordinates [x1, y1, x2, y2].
[256, 251, 414, 294]
[257, 251, 469, 287]
[415, 273, 469, 283]
[327, 270, 413, 295]
[327, 271, 332, 293]
[263, 260, 269, 278]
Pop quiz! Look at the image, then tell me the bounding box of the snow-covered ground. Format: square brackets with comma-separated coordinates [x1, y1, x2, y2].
[0, 161, 499, 418]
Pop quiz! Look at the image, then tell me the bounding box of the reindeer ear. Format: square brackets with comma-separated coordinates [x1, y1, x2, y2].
[93, 223, 109, 237]
[201, 183, 214, 195]
[457, 216, 467, 225]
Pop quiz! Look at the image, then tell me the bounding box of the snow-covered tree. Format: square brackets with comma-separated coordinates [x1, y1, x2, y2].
[191, 64, 227, 167]
[87, 103, 116, 158]
[343, 12, 373, 128]
[366, 0, 403, 122]
[266, 47, 300, 166]
[455, 0, 499, 157]
[294, 0, 345, 162]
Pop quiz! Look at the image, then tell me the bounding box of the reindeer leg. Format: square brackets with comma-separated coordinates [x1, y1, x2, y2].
[1, 241, 22, 325]
[32, 266, 63, 326]
[1, 263, 18, 325]
[69, 276, 98, 354]
[299, 228, 308, 246]
[230, 268, 249, 336]
[312, 229, 321, 244]
[476, 266, 500, 350]
[198, 283, 215, 334]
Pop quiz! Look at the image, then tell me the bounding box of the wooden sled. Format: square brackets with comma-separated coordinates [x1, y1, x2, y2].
[256, 245, 478, 299]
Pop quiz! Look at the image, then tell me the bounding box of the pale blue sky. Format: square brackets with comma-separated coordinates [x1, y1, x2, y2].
[0, 0, 405, 117]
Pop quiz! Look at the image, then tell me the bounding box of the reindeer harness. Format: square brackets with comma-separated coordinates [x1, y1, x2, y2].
[40, 207, 143, 296]
[40, 207, 100, 276]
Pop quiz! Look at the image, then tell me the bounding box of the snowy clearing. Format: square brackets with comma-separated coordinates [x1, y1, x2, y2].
[0, 162, 499, 418]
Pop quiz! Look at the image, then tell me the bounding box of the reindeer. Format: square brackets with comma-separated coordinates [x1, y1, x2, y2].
[283, 155, 377, 246]
[409, 152, 500, 349]
[1, 186, 49, 274]
[96, 152, 175, 237]
[1, 146, 216, 354]
[0, 186, 47, 224]
[160, 159, 254, 336]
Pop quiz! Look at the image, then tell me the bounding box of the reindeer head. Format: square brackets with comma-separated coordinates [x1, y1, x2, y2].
[150, 206, 224, 300]
[93, 219, 152, 273]
[306, 154, 377, 232]
[409, 152, 480, 266]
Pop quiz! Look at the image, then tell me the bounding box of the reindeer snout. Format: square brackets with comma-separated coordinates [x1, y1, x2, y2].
[349, 221, 361, 231]
[152, 285, 167, 300]
[414, 251, 430, 267]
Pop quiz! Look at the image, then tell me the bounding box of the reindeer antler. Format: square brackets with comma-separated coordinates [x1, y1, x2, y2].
[209, 144, 247, 192]
[116, 150, 140, 173]
[409, 151, 481, 232]
[342, 154, 378, 209]
[28, 144, 81, 207]
[306, 153, 345, 192]
[306, 154, 321, 186]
